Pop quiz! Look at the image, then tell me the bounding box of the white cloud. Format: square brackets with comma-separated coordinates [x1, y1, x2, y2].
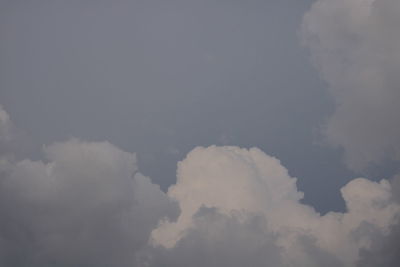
[150, 145, 400, 266]
[301, 0, 400, 170]
[150, 146, 304, 248]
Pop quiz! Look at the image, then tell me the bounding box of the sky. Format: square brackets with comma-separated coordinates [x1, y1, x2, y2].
[0, 0, 399, 266]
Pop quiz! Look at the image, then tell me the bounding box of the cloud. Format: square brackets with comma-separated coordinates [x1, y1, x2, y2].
[150, 146, 400, 266]
[0, 121, 178, 266]
[0, 106, 11, 142]
[0, 105, 16, 158]
[148, 208, 346, 267]
[146, 207, 286, 267]
[354, 174, 400, 267]
[150, 146, 303, 249]
[1, 106, 399, 266]
[301, 2, 400, 264]
[301, 0, 400, 170]
[356, 221, 400, 267]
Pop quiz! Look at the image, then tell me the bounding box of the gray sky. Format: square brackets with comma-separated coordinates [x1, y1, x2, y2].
[0, 0, 363, 213]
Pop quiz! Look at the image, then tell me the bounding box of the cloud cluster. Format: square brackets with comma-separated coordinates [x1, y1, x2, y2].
[301, 0, 400, 170]
[0, 107, 178, 266]
[300, 2, 400, 263]
[1, 101, 399, 266]
[149, 146, 399, 266]
[1, 1, 399, 265]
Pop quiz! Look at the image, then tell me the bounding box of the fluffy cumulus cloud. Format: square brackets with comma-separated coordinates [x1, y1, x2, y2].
[300, 2, 400, 264]
[149, 146, 400, 266]
[145, 208, 284, 267]
[1, 105, 399, 266]
[0, 107, 178, 266]
[301, 0, 400, 170]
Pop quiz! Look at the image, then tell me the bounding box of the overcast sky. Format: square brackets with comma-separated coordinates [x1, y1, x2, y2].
[0, 0, 399, 266]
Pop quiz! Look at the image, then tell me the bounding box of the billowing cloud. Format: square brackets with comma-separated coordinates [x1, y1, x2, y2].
[355, 174, 400, 267]
[150, 146, 304, 249]
[356, 221, 400, 267]
[301, 2, 400, 264]
[301, 0, 400, 170]
[0, 112, 178, 266]
[1, 105, 399, 267]
[150, 146, 400, 266]
[0, 0, 399, 265]
[146, 208, 285, 267]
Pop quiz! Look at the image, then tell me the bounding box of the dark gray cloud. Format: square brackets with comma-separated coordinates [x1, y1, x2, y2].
[356, 221, 400, 267]
[146, 207, 284, 267]
[391, 175, 400, 203]
[354, 174, 400, 267]
[148, 208, 344, 267]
